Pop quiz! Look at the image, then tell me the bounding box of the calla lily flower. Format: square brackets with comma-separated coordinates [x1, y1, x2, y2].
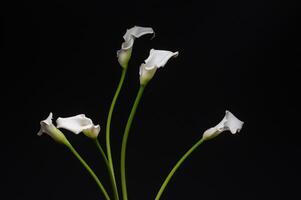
[56, 114, 100, 139]
[37, 113, 69, 145]
[202, 110, 244, 141]
[139, 49, 179, 85]
[117, 26, 154, 68]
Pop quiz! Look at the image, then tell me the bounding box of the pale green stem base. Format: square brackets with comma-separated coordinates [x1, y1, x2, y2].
[105, 67, 127, 200]
[66, 142, 111, 200]
[121, 85, 146, 200]
[154, 137, 205, 200]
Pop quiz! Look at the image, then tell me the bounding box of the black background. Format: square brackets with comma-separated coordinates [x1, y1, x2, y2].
[1, 0, 299, 199]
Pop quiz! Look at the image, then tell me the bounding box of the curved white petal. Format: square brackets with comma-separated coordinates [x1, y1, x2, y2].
[139, 49, 178, 85]
[122, 26, 154, 50]
[124, 26, 154, 40]
[144, 49, 179, 69]
[202, 110, 244, 141]
[121, 38, 135, 50]
[38, 112, 53, 136]
[117, 26, 154, 68]
[56, 114, 94, 134]
[37, 112, 68, 144]
[224, 110, 244, 134]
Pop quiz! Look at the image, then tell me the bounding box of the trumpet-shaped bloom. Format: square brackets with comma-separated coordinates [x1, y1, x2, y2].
[37, 113, 69, 144]
[202, 110, 244, 141]
[56, 114, 100, 139]
[139, 49, 179, 85]
[117, 26, 154, 68]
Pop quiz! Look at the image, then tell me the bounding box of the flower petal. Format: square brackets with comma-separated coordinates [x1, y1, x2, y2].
[139, 49, 178, 85]
[37, 112, 68, 144]
[144, 49, 179, 69]
[56, 114, 94, 134]
[122, 26, 154, 50]
[224, 110, 244, 134]
[38, 112, 53, 136]
[121, 38, 134, 50]
[202, 110, 244, 140]
[117, 26, 154, 68]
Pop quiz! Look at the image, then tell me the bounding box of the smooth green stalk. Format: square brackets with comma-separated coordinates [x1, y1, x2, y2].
[154, 137, 205, 200]
[66, 142, 111, 200]
[95, 139, 109, 166]
[121, 85, 146, 200]
[95, 139, 119, 200]
[105, 67, 127, 200]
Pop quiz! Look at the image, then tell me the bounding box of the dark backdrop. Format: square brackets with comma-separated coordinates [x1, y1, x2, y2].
[1, 0, 299, 200]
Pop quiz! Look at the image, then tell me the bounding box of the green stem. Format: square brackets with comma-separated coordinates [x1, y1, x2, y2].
[154, 137, 205, 200]
[95, 139, 109, 167]
[66, 142, 111, 200]
[95, 139, 120, 200]
[105, 67, 127, 200]
[121, 85, 146, 200]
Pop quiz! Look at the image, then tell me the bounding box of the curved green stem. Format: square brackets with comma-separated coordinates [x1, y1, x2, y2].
[105, 67, 127, 200]
[95, 139, 109, 167]
[154, 137, 205, 200]
[66, 142, 111, 200]
[121, 85, 146, 200]
[95, 139, 120, 200]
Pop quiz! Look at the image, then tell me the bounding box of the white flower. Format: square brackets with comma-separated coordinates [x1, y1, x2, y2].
[202, 110, 244, 141]
[139, 49, 179, 85]
[56, 114, 100, 139]
[37, 113, 69, 144]
[117, 26, 154, 68]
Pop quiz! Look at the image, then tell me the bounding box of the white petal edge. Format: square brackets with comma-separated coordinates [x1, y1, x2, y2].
[37, 112, 69, 144]
[223, 110, 244, 134]
[37, 112, 53, 136]
[144, 49, 179, 70]
[122, 26, 154, 50]
[202, 110, 244, 140]
[56, 114, 94, 134]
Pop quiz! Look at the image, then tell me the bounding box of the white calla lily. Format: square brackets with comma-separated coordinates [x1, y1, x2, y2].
[56, 114, 100, 139]
[202, 110, 244, 141]
[139, 49, 179, 85]
[37, 112, 69, 144]
[117, 26, 154, 68]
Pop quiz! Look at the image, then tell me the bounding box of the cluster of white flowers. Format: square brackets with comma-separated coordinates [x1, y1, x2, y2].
[37, 113, 100, 144]
[38, 110, 243, 143]
[37, 25, 243, 144]
[37, 26, 244, 200]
